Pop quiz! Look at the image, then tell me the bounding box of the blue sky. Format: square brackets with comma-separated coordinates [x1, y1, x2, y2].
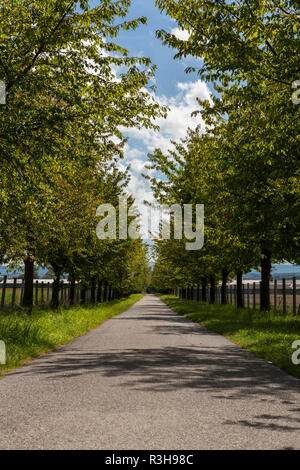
[114, 0, 199, 97]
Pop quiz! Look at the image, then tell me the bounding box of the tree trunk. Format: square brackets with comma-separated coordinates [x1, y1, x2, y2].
[103, 284, 108, 302]
[97, 283, 102, 303]
[221, 269, 229, 305]
[91, 279, 96, 304]
[80, 285, 86, 304]
[210, 275, 216, 303]
[260, 248, 271, 311]
[22, 256, 34, 308]
[202, 278, 207, 302]
[196, 284, 200, 302]
[51, 268, 61, 308]
[69, 280, 76, 306]
[236, 271, 244, 308]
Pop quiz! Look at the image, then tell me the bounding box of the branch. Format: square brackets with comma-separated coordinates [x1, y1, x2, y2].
[7, 1, 76, 91]
[244, 0, 277, 56]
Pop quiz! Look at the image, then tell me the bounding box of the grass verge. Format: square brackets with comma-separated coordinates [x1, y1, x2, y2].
[160, 295, 300, 379]
[0, 294, 144, 378]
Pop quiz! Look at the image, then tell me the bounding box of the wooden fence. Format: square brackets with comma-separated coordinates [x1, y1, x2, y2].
[174, 278, 300, 315]
[0, 276, 120, 310]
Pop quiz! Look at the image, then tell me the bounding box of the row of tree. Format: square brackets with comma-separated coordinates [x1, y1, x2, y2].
[150, 0, 299, 310]
[0, 1, 165, 308]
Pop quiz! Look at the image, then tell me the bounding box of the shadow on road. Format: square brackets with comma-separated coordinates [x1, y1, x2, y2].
[9, 344, 299, 398]
[6, 295, 300, 435]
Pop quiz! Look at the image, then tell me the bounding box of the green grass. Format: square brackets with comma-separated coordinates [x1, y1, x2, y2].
[160, 295, 300, 379]
[0, 294, 144, 377]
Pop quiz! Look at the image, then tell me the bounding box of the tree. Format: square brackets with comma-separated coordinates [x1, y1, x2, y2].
[154, 0, 300, 310]
[0, 0, 167, 308]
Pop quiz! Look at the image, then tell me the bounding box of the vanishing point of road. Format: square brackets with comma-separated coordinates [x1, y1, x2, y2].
[0, 295, 299, 450]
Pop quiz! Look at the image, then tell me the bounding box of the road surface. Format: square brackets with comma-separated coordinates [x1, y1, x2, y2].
[0, 294, 299, 449]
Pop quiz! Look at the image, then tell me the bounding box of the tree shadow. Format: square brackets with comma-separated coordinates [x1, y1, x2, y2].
[8, 344, 300, 402]
[224, 412, 300, 433]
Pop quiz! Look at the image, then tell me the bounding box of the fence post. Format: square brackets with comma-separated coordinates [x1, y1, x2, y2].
[247, 283, 250, 309]
[20, 280, 24, 306]
[293, 277, 296, 316]
[12, 278, 17, 308]
[242, 283, 245, 307]
[283, 278, 286, 314]
[259, 281, 262, 310]
[35, 280, 39, 306]
[60, 283, 63, 303]
[52, 282, 54, 304]
[47, 282, 50, 303]
[253, 282, 256, 310]
[41, 281, 44, 305]
[1, 275, 7, 309]
[274, 279, 277, 310]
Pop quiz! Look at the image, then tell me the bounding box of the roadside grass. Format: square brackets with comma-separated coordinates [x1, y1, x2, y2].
[0, 294, 144, 378]
[160, 295, 300, 379]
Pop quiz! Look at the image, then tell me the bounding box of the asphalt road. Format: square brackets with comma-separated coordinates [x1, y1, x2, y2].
[0, 294, 299, 450]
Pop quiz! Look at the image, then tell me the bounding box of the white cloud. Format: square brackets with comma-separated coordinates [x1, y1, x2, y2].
[171, 27, 191, 41]
[121, 79, 212, 239]
[123, 79, 211, 154]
